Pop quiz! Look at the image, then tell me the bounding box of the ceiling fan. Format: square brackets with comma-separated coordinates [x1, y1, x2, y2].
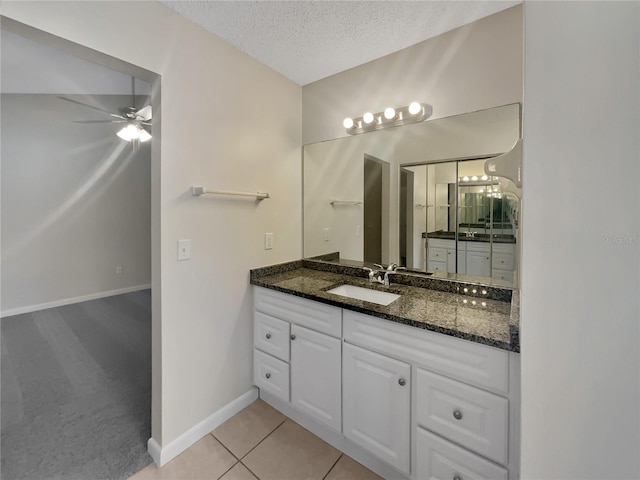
[58, 77, 152, 143]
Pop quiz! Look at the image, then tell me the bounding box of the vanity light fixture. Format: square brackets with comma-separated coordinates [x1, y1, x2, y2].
[343, 102, 433, 135]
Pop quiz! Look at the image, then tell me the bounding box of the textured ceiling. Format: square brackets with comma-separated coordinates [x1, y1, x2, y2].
[160, 0, 520, 86]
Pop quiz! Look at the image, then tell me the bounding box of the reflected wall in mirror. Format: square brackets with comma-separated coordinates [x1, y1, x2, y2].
[303, 103, 521, 286]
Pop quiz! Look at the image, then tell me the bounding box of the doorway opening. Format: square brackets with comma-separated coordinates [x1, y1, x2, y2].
[363, 155, 390, 265]
[0, 17, 160, 480]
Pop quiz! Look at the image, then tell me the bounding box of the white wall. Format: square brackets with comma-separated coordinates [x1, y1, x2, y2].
[302, 4, 523, 144]
[1, 94, 151, 315]
[521, 2, 639, 478]
[1, 0, 303, 449]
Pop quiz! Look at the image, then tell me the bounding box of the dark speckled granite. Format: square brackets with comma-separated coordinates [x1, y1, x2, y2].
[250, 260, 520, 353]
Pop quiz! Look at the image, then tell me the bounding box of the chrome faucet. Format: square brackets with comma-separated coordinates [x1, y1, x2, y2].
[367, 263, 405, 286]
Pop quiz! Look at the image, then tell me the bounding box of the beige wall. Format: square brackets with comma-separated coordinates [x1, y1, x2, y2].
[302, 4, 523, 144]
[1, 0, 303, 447]
[521, 1, 639, 477]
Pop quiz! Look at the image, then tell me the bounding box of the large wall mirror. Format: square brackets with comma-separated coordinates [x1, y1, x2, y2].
[303, 103, 522, 287]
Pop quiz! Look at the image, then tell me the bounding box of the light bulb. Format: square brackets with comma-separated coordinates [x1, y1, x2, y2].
[471, 176, 478, 181]
[138, 128, 152, 142]
[408, 102, 422, 115]
[384, 107, 396, 120]
[343, 117, 354, 129]
[363, 112, 374, 124]
[462, 176, 469, 182]
[481, 175, 488, 181]
[117, 124, 140, 141]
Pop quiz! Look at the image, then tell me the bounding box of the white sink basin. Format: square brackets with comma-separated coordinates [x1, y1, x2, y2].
[327, 284, 401, 306]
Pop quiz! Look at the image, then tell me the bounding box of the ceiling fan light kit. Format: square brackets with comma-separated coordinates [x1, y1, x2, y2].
[60, 76, 152, 143]
[117, 124, 151, 142]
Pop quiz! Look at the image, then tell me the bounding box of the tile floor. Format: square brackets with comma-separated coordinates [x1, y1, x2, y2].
[130, 399, 383, 480]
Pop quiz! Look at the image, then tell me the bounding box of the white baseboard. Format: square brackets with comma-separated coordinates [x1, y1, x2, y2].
[0, 284, 152, 318]
[147, 387, 258, 467]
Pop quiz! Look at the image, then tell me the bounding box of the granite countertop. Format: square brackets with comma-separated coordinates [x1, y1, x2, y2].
[250, 260, 520, 353]
[424, 231, 517, 244]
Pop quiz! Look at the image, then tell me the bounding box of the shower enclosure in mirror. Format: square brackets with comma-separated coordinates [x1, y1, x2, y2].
[303, 103, 522, 287]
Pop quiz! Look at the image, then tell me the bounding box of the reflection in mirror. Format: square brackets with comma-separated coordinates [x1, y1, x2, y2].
[303, 104, 521, 287]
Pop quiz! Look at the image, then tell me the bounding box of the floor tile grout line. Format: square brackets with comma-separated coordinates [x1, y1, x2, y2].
[210, 432, 242, 462]
[239, 460, 261, 480]
[238, 417, 288, 461]
[214, 458, 241, 480]
[322, 453, 344, 480]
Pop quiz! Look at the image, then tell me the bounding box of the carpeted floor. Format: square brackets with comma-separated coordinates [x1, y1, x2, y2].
[1, 290, 153, 480]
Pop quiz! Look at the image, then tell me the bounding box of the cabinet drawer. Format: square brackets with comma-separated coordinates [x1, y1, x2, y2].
[254, 311, 290, 362]
[416, 368, 508, 465]
[254, 349, 290, 402]
[344, 311, 509, 394]
[465, 242, 490, 253]
[492, 243, 515, 255]
[254, 287, 341, 337]
[428, 247, 447, 262]
[492, 269, 513, 283]
[428, 260, 447, 272]
[429, 239, 456, 250]
[416, 427, 508, 480]
[492, 253, 514, 271]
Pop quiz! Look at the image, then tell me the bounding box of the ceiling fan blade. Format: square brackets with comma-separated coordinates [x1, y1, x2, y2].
[136, 105, 152, 121]
[58, 96, 115, 115]
[73, 119, 128, 124]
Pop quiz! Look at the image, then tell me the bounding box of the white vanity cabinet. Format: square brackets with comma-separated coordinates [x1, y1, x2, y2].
[253, 286, 520, 480]
[492, 243, 516, 282]
[342, 310, 519, 480]
[427, 238, 516, 282]
[343, 343, 411, 474]
[253, 287, 342, 431]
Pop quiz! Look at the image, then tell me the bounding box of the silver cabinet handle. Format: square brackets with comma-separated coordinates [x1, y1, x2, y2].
[398, 378, 406, 386]
[265, 333, 271, 339]
[453, 410, 463, 420]
[453, 475, 462, 480]
[265, 373, 271, 379]
[290, 334, 296, 340]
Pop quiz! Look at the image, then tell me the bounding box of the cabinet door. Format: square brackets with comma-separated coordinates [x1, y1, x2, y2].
[290, 325, 342, 432]
[343, 343, 410, 474]
[465, 250, 491, 277]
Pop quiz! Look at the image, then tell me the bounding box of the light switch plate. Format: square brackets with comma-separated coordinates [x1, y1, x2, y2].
[177, 239, 191, 261]
[323, 228, 330, 242]
[264, 232, 273, 250]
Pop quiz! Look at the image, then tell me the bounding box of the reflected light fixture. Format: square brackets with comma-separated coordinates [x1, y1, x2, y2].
[343, 102, 432, 135]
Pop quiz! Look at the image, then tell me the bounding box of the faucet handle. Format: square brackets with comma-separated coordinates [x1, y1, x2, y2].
[387, 263, 398, 271]
[373, 263, 384, 270]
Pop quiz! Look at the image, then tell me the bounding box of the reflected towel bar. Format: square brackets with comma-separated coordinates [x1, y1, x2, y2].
[191, 186, 270, 199]
[330, 198, 362, 205]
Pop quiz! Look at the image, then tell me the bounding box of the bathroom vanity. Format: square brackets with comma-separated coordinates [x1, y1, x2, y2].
[250, 259, 520, 480]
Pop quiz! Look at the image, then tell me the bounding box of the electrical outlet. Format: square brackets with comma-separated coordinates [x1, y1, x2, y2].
[177, 239, 191, 261]
[116, 266, 123, 275]
[264, 232, 274, 250]
[323, 228, 330, 242]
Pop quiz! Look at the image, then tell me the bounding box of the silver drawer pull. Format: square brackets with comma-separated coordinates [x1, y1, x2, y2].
[265, 373, 271, 379]
[398, 378, 406, 387]
[290, 334, 296, 340]
[453, 410, 463, 420]
[453, 475, 462, 480]
[265, 333, 271, 339]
